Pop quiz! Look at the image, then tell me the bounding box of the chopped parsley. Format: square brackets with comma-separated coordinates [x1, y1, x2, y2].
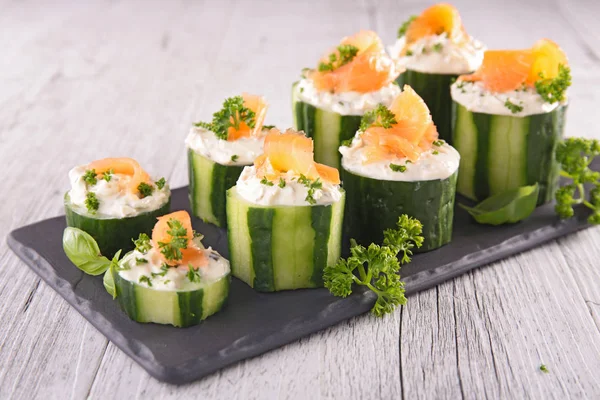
[405, 49, 414, 56]
[298, 174, 323, 205]
[83, 169, 97, 186]
[278, 178, 286, 188]
[187, 265, 202, 283]
[397, 15, 417, 38]
[433, 140, 443, 147]
[341, 138, 353, 147]
[135, 258, 148, 265]
[137, 182, 154, 198]
[231, 155, 239, 162]
[156, 177, 166, 190]
[194, 95, 256, 140]
[535, 64, 571, 104]
[157, 219, 189, 262]
[432, 43, 443, 53]
[85, 192, 99, 213]
[151, 264, 170, 278]
[103, 169, 113, 182]
[539, 364, 549, 373]
[389, 163, 406, 172]
[139, 275, 153, 287]
[433, 150, 439, 155]
[504, 99, 524, 114]
[318, 44, 359, 72]
[260, 177, 274, 186]
[360, 104, 398, 131]
[133, 233, 152, 254]
[262, 124, 276, 130]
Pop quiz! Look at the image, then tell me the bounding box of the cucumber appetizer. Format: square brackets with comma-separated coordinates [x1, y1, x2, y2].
[65, 157, 171, 257]
[227, 129, 345, 291]
[292, 30, 402, 168]
[451, 39, 571, 204]
[389, 3, 485, 143]
[187, 93, 271, 227]
[340, 86, 459, 251]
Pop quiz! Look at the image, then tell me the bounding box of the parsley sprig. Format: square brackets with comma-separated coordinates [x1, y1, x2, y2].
[555, 138, 600, 223]
[194, 96, 256, 140]
[187, 265, 202, 283]
[323, 215, 424, 316]
[360, 104, 398, 131]
[504, 99, 524, 114]
[137, 182, 154, 198]
[133, 233, 152, 254]
[535, 64, 571, 104]
[397, 15, 417, 38]
[298, 174, 323, 205]
[318, 44, 359, 72]
[157, 219, 189, 261]
[85, 192, 99, 213]
[83, 169, 97, 186]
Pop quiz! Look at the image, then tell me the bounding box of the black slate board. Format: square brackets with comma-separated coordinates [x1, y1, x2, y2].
[7, 180, 594, 384]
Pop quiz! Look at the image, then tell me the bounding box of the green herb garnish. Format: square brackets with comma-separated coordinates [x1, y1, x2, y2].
[432, 43, 443, 53]
[231, 155, 239, 162]
[83, 169, 97, 186]
[194, 96, 256, 140]
[85, 192, 99, 213]
[260, 177, 274, 186]
[151, 264, 169, 278]
[187, 265, 201, 283]
[433, 140, 443, 147]
[360, 104, 398, 131]
[460, 184, 539, 225]
[135, 258, 148, 265]
[157, 219, 189, 261]
[262, 124, 276, 130]
[139, 275, 153, 287]
[324, 215, 423, 316]
[397, 15, 417, 38]
[133, 233, 152, 254]
[156, 177, 166, 190]
[318, 44, 359, 72]
[298, 174, 323, 205]
[389, 163, 406, 172]
[433, 150, 439, 155]
[278, 178, 286, 188]
[555, 138, 600, 223]
[504, 99, 524, 114]
[539, 364, 549, 373]
[535, 64, 571, 104]
[405, 49, 414, 56]
[341, 138, 353, 147]
[137, 182, 154, 198]
[103, 169, 113, 182]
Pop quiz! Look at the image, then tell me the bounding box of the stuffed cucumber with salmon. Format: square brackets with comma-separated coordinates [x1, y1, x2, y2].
[451, 39, 571, 204]
[340, 85, 459, 251]
[389, 3, 485, 143]
[187, 93, 272, 227]
[227, 129, 345, 292]
[65, 157, 171, 257]
[292, 30, 402, 168]
[108, 211, 230, 327]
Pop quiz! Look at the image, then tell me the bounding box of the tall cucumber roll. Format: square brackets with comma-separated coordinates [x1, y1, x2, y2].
[111, 211, 231, 327]
[451, 39, 572, 204]
[340, 86, 459, 252]
[389, 4, 485, 143]
[293, 30, 402, 169]
[227, 129, 345, 292]
[187, 93, 271, 227]
[65, 157, 171, 257]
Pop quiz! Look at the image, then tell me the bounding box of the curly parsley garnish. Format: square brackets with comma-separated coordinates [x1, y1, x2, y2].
[298, 174, 323, 205]
[318, 44, 359, 72]
[151, 264, 170, 278]
[278, 178, 286, 188]
[133, 233, 152, 254]
[535, 64, 571, 104]
[341, 138, 353, 147]
[194, 96, 256, 140]
[555, 137, 600, 224]
[139, 275, 153, 287]
[389, 163, 406, 172]
[135, 258, 148, 265]
[324, 215, 423, 316]
[85, 192, 99, 213]
[157, 219, 189, 261]
[260, 177, 274, 186]
[137, 182, 154, 198]
[359, 104, 398, 131]
[156, 177, 166, 190]
[83, 169, 97, 186]
[187, 265, 202, 283]
[231, 155, 239, 162]
[504, 99, 524, 114]
[397, 15, 417, 38]
[433, 140, 443, 147]
[103, 169, 113, 182]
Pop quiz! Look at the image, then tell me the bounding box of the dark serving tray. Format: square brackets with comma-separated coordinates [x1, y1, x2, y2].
[7, 176, 594, 384]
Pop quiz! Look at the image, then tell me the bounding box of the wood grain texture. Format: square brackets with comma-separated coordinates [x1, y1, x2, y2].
[1, 0, 600, 399]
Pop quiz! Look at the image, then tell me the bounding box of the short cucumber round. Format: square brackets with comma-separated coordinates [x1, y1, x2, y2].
[452, 102, 567, 205]
[64, 193, 171, 258]
[226, 186, 345, 291]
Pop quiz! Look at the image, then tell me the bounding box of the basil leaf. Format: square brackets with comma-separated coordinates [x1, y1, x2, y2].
[459, 183, 539, 225]
[62, 227, 111, 276]
[103, 268, 116, 299]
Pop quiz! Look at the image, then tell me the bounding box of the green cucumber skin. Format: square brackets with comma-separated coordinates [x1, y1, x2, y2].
[292, 82, 362, 169]
[452, 102, 566, 205]
[226, 187, 345, 292]
[188, 149, 245, 227]
[112, 265, 230, 327]
[64, 194, 171, 258]
[397, 70, 458, 144]
[342, 169, 457, 252]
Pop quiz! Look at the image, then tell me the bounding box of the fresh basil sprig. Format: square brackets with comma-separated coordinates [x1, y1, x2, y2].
[459, 183, 539, 225]
[63, 227, 121, 297]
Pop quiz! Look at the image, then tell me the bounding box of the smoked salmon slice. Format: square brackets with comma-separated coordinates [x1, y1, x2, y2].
[227, 93, 268, 141]
[87, 157, 151, 196]
[405, 3, 464, 46]
[152, 211, 207, 268]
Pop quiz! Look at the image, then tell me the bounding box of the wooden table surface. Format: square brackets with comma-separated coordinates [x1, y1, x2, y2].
[2, 0, 600, 398]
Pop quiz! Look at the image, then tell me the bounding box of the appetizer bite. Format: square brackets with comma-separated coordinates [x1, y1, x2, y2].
[389, 3, 484, 142]
[292, 30, 402, 168]
[451, 39, 571, 204]
[340, 86, 459, 251]
[227, 129, 345, 291]
[65, 157, 171, 257]
[187, 93, 270, 227]
[111, 211, 230, 327]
